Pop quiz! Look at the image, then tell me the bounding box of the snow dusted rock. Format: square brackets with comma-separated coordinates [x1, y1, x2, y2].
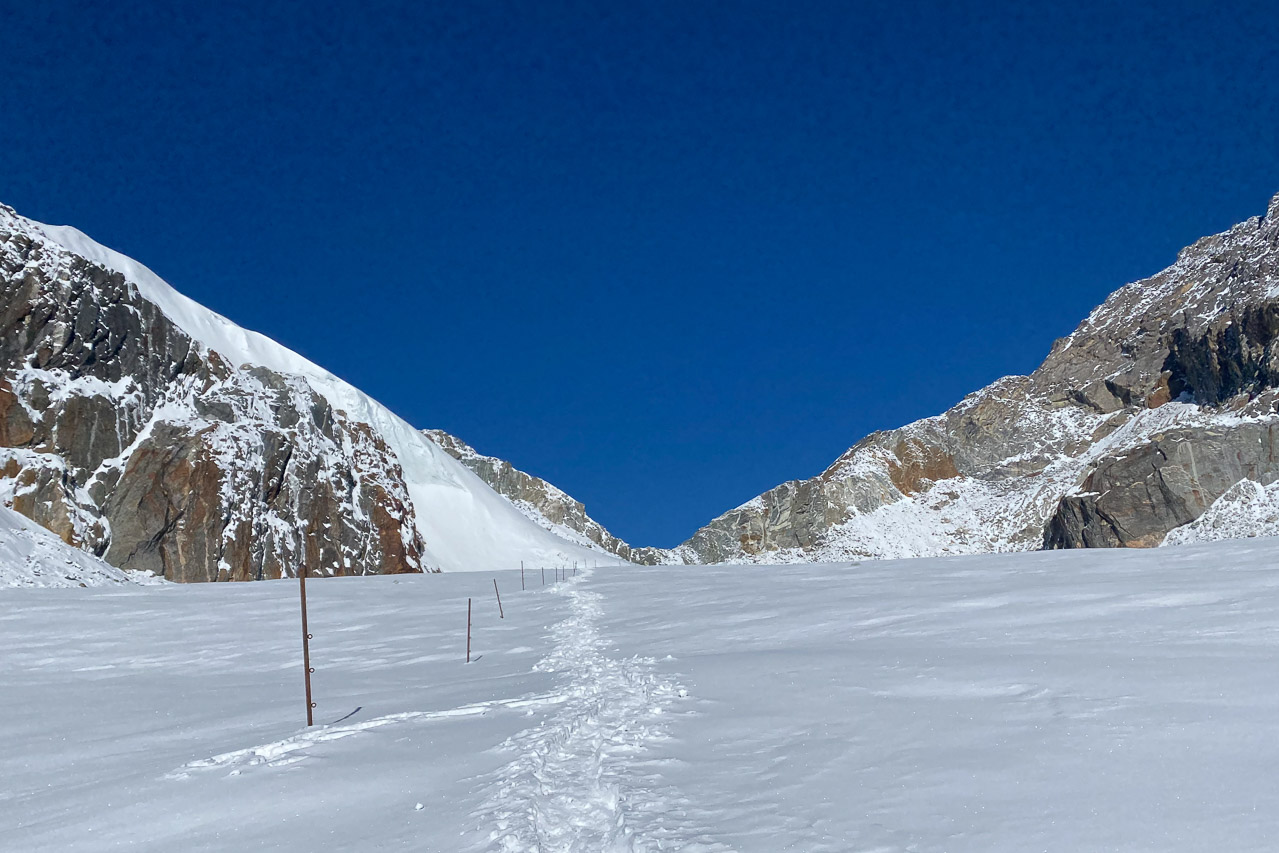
[1043, 193, 1279, 549]
[671, 191, 1279, 564]
[0, 203, 602, 580]
[1046, 422, 1279, 548]
[671, 376, 1102, 564]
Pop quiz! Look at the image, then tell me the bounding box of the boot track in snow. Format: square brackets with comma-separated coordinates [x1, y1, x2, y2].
[475, 570, 727, 852]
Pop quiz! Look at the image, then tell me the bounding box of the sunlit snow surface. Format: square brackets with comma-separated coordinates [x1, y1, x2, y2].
[4, 541, 1279, 850]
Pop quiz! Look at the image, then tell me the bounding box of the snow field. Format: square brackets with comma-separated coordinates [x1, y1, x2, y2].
[1, 571, 580, 850]
[590, 544, 1279, 851]
[5, 539, 1279, 850]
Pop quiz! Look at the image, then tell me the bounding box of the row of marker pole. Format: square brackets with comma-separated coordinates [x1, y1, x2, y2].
[465, 560, 581, 664]
[301, 558, 597, 724]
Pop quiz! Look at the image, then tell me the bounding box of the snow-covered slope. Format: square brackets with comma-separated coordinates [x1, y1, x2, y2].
[1, 205, 603, 576]
[423, 429, 663, 564]
[1164, 478, 1279, 545]
[0, 503, 154, 588]
[5, 540, 1279, 849]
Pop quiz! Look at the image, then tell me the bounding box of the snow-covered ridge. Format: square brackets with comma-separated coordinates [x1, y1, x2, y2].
[4, 205, 603, 573]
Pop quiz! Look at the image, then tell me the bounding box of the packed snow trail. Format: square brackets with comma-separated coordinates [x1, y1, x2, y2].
[166, 693, 567, 778]
[476, 570, 729, 852]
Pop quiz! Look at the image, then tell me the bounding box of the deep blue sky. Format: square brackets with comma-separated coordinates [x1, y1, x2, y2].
[2, 1, 1277, 547]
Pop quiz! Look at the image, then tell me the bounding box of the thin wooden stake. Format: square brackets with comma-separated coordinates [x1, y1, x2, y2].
[521, 561, 525, 591]
[299, 563, 315, 726]
[541, 567, 545, 586]
[466, 598, 472, 663]
[493, 578, 504, 618]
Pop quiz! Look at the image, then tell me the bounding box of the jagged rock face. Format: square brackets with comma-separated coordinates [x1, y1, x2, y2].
[1045, 423, 1279, 548]
[671, 192, 1279, 564]
[0, 206, 428, 582]
[1164, 303, 1279, 406]
[422, 429, 663, 564]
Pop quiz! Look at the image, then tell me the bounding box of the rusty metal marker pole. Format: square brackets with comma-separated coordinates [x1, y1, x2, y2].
[299, 563, 315, 727]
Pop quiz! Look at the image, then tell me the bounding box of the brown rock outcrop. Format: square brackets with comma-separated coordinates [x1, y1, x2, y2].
[0, 204, 430, 581]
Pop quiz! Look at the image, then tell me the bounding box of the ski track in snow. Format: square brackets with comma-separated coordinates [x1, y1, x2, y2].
[475, 571, 729, 853]
[165, 694, 566, 779]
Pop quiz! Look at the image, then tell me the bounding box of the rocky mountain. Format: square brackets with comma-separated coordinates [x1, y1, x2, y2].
[660, 191, 1279, 564]
[0, 203, 603, 582]
[422, 429, 664, 564]
[9, 192, 1278, 582]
